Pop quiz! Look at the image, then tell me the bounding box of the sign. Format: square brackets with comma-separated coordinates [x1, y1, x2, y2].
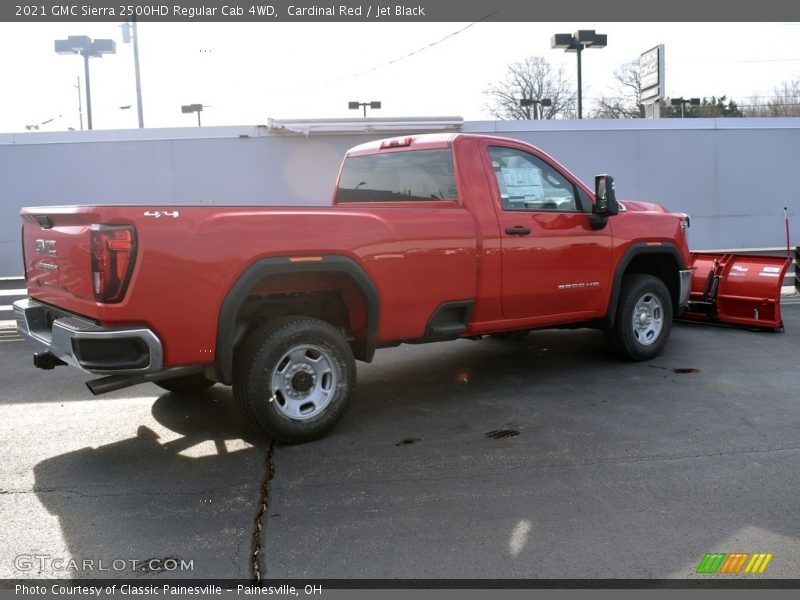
[640, 44, 665, 102]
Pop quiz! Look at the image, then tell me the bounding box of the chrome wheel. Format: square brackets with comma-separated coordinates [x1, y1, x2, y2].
[631, 292, 663, 346]
[269, 344, 337, 420]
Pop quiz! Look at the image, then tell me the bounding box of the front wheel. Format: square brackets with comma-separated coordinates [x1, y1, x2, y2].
[233, 316, 356, 444]
[606, 274, 673, 361]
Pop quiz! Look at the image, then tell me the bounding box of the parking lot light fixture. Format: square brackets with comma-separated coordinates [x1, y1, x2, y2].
[348, 101, 381, 117]
[54, 35, 116, 130]
[551, 30, 607, 119]
[518, 98, 553, 120]
[181, 104, 205, 126]
[670, 97, 701, 118]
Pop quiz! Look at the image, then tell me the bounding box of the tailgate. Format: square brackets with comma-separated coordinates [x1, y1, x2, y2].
[21, 206, 136, 315]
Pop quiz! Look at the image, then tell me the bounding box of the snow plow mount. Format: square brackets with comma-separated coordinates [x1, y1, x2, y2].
[680, 252, 791, 331]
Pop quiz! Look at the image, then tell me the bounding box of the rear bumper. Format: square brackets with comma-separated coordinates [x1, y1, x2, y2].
[13, 298, 163, 375]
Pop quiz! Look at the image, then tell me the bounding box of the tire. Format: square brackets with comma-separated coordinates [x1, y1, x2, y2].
[155, 373, 216, 394]
[233, 316, 356, 444]
[606, 274, 673, 361]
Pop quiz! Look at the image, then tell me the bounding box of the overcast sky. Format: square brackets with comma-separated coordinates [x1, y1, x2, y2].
[0, 21, 798, 132]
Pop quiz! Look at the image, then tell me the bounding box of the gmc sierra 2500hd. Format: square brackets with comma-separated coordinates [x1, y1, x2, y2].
[15, 133, 787, 443]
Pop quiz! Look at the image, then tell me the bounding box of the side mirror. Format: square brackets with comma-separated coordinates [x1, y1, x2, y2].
[593, 174, 619, 216]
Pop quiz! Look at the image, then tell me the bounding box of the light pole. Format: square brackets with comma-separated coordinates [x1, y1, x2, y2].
[74, 76, 83, 130]
[551, 30, 607, 119]
[348, 101, 381, 117]
[670, 97, 700, 118]
[181, 104, 205, 126]
[121, 19, 144, 128]
[518, 98, 552, 120]
[55, 35, 116, 130]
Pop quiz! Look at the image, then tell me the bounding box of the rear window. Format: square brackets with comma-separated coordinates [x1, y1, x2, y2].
[336, 149, 458, 203]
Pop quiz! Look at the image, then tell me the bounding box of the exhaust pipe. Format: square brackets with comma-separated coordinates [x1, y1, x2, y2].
[86, 366, 206, 395]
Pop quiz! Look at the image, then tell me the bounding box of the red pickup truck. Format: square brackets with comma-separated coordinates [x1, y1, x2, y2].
[14, 132, 701, 442]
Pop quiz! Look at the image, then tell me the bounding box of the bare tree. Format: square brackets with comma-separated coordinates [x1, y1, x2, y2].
[771, 80, 800, 116]
[742, 79, 800, 117]
[483, 56, 576, 120]
[592, 61, 644, 119]
[742, 94, 769, 117]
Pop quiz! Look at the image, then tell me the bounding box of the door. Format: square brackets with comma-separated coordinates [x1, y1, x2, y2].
[484, 143, 613, 321]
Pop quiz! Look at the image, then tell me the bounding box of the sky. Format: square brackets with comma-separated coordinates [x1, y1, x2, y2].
[0, 21, 799, 133]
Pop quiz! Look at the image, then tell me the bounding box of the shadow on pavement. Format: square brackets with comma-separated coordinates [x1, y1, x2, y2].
[32, 390, 266, 579]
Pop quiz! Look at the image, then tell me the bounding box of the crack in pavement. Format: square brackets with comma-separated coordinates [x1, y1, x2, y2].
[251, 440, 276, 584]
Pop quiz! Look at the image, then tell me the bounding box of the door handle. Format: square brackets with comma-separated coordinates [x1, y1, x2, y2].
[505, 226, 531, 236]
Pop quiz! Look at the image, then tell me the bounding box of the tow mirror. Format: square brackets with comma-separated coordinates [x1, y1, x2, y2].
[593, 174, 619, 216]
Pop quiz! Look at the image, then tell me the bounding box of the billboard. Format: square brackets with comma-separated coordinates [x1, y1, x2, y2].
[640, 44, 665, 102]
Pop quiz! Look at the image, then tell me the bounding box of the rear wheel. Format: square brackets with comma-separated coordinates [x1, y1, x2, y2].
[606, 274, 673, 361]
[155, 373, 216, 394]
[233, 316, 355, 444]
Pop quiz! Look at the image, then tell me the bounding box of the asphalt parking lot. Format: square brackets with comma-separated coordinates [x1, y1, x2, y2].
[1, 287, 799, 582]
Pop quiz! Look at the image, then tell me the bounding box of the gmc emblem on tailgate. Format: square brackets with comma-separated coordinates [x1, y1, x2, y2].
[35, 239, 57, 256]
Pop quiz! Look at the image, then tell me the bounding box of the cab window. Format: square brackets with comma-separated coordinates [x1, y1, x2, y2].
[488, 146, 578, 212]
[336, 149, 458, 203]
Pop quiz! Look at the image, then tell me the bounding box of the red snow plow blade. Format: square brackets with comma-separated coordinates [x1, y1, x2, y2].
[680, 253, 791, 330]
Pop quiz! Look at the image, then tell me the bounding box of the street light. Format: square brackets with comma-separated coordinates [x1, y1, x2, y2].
[518, 97, 552, 120]
[54, 35, 116, 130]
[670, 97, 701, 118]
[181, 104, 205, 126]
[551, 29, 607, 119]
[25, 115, 63, 131]
[348, 101, 381, 117]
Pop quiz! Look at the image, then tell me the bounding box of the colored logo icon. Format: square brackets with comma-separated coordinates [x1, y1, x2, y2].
[696, 553, 773, 574]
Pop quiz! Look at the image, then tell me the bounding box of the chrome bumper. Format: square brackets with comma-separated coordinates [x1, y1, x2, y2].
[678, 269, 692, 309]
[13, 298, 163, 375]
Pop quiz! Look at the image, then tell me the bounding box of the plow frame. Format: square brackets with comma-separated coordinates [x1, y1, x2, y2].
[679, 252, 791, 331]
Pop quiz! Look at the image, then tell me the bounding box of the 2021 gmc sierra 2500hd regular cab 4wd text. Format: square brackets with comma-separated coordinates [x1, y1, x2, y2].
[20, 132, 779, 444]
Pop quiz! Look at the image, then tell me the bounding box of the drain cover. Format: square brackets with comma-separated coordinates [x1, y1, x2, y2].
[485, 429, 519, 439]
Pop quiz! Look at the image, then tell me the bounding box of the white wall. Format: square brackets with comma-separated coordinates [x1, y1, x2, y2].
[2, 118, 798, 277]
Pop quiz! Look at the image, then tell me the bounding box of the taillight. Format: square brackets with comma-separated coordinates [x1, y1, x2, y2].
[90, 225, 137, 303]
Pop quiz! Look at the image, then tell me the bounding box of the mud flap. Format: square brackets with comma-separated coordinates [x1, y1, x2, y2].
[679, 252, 791, 330]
